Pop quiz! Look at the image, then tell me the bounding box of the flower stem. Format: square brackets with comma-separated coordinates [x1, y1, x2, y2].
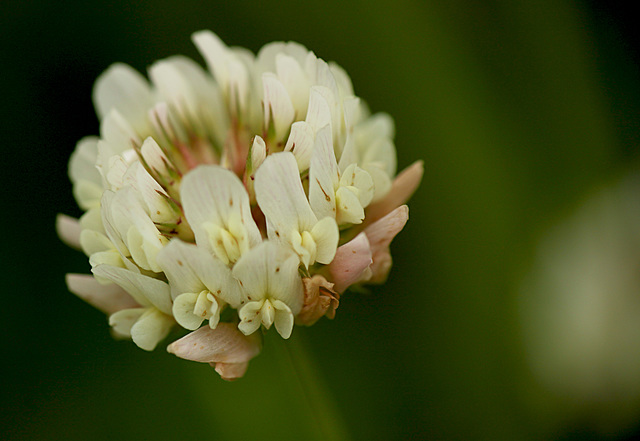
[273, 331, 352, 441]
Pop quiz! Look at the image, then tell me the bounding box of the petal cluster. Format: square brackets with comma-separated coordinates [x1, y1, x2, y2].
[57, 30, 422, 379]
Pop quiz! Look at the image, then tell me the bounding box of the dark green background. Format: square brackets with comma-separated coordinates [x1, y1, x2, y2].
[3, 1, 640, 440]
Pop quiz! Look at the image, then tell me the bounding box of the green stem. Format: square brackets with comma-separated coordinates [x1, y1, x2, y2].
[273, 332, 352, 441]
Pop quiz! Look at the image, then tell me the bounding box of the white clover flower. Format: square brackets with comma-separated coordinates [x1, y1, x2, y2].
[57, 30, 423, 380]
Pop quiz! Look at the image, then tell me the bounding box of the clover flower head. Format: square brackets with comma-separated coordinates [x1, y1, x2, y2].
[57, 30, 423, 380]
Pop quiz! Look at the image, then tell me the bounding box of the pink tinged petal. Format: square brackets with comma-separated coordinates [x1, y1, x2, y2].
[91, 264, 172, 315]
[296, 275, 340, 326]
[284, 121, 314, 172]
[213, 362, 249, 381]
[167, 323, 262, 365]
[56, 214, 82, 250]
[309, 125, 339, 220]
[363, 205, 409, 284]
[66, 273, 139, 315]
[92, 63, 154, 135]
[365, 160, 424, 224]
[262, 73, 295, 142]
[255, 152, 317, 236]
[327, 233, 373, 293]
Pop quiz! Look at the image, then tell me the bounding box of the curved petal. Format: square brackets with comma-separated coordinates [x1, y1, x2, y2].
[363, 205, 409, 283]
[365, 160, 424, 224]
[66, 273, 139, 314]
[255, 152, 317, 236]
[92, 63, 153, 135]
[262, 73, 295, 141]
[92, 264, 172, 315]
[167, 322, 262, 364]
[182, 165, 261, 259]
[327, 232, 372, 293]
[56, 214, 82, 250]
[130, 307, 174, 351]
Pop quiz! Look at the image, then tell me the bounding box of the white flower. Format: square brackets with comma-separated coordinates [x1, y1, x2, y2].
[58, 30, 422, 379]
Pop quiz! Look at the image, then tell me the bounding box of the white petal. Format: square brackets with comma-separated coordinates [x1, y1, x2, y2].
[364, 164, 392, 202]
[66, 273, 139, 314]
[329, 62, 354, 98]
[255, 152, 317, 237]
[305, 86, 333, 134]
[250, 135, 267, 171]
[109, 308, 145, 336]
[182, 165, 261, 256]
[92, 264, 172, 315]
[93, 63, 153, 135]
[56, 214, 82, 250]
[327, 233, 373, 293]
[311, 217, 339, 265]
[272, 300, 294, 339]
[172, 292, 204, 330]
[69, 136, 101, 186]
[238, 301, 264, 335]
[340, 163, 375, 208]
[80, 229, 114, 260]
[276, 53, 309, 119]
[284, 121, 314, 172]
[335, 186, 365, 225]
[99, 110, 140, 152]
[157, 239, 241, 306]
[130, 307, 174, 351]
[262, 73, 295, 141]
[309, 125, 339, 220]
[167, 322, 262, 363]
[192, 30, 229, 89]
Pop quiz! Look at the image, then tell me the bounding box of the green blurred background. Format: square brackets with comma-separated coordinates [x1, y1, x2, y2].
[3, 0, 640, 440]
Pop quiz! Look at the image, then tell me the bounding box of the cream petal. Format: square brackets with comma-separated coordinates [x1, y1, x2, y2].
[365, 160, 424, 223]
[156, 239, 206, 298]
[172, 292, 204, 330]
[79, 208, 105, 234]
[158, 239, 241, 307]
[340, 163, 375, 208]
[99, 110, 140, 152]
[238, 301, 264, 336]
[167, 323, 262, 364]
[364, 164, 392, 202]
[56, 214, 82, 250]
[262, 73, 295, 142]
[329, 61, 354, 97]
[92, 264, 172, 315]
[284, 121, 314, 172]
[335, 186, 365, 225]
[182, 165, 262, 256]
[255, 152, 317, 236]
[275, 53, 309, 119]
[69, 136, 101, 187]
[311, 217, 339, 265]
[109, 308, 145, 337]
[130, 308, 174, 351]
[272, 300, 294, 339]
[192, 30, 230, 93]
[66, 273, 139, 314]
[309, 125, 339, 220]
[305, 86, 333, 134]
[327, 232, 373, 293]
[93, 63, 153, 135]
